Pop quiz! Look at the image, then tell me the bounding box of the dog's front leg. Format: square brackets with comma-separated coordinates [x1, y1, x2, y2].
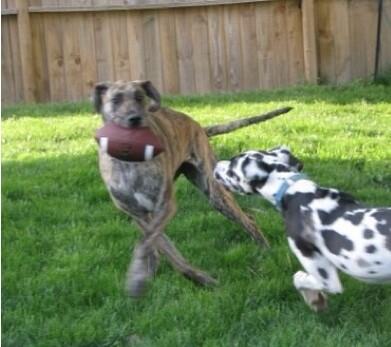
[126, 197, 177, 297]
[288, 238, 343, 311]
[126, 192, 217, 296]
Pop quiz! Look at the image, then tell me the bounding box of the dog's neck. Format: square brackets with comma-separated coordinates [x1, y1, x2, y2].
[257, 171, 314, 210]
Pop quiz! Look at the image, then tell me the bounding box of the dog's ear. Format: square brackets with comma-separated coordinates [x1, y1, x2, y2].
[140, 80, 161, 112]
[93, 82, 110, 113]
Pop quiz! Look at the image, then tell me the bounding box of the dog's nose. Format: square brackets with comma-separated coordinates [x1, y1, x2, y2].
[128, 116, 142, 127]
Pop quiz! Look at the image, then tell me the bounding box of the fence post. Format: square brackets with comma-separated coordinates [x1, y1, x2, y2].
[301, 0, 318, 84]
[16, 0, 36, 102]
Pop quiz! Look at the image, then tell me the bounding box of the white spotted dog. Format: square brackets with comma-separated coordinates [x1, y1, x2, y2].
[214, 146, 391, 312]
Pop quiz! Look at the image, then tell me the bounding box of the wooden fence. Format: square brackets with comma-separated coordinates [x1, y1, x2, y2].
[2, 0, 391, 105]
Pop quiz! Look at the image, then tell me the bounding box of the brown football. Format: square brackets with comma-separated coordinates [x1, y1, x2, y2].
[95, 122, 164, 161]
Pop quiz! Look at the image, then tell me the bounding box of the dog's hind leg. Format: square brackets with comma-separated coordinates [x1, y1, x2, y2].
[180, 162, 269, 247]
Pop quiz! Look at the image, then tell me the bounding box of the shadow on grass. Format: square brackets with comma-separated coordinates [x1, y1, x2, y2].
[2, 81, 391, 120]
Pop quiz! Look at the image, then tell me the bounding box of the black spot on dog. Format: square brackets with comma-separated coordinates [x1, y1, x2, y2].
[283, 192, 315, 211]
[357, 258, 371, 267]
[363, 229, 374, 239]
[377, 222, 391, 235]
[295, 237, 320, 258]
[315, 188, 329, 199]
[318, 268, 329, 279]
[255, 160, 273, 173]
[372, 209, 391, 224]
[229, 154, 245, 172]
[275, 164, 291, 172]
[366, 245, 377, 254]
[241, 157, 251, 171]
[318, 209, 345, 226]
[340, 263, 347, 270]
[330, 192, 339, 200]
[375, 261, 382, 265]
[368, 270, 377, 275]
[250, 177, 268, 192]
[321, 229, 354, 255]
[345, 211, 364, 225]
[343, 255, 349, 260]
[371, 209, 391, 251]
[317, 195, 362, 225]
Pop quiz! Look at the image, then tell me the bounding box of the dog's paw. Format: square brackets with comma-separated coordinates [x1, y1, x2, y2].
[293, 271, 323, 291]
[293, 271, 310, 289]
[299, 289, 328, 312]
[126, 277, 149, 298]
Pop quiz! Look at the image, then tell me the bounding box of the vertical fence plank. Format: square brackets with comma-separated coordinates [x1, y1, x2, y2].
[331, 0, 351, 83]
[207, 6, 227, 91]
[16, 0, 36, 102]
[224, 4, 243, 91]
[271, 1, 290, 88]
[159, 9, 179, 94]
[239, 3, 259, 91]
[380, 0, 391, 73]
[286, 0, 305, 84]
[142, 11, 163, 90]
[349, 0, 378, 80]
[2, 17, 16, 104]
[8, 15, 24, 103]
[31, 13, 50, 102]
[6, 0, 15, 10]
[191, 7, 211, 93]
[93, 11, 114, 81]
[63, 13, 83, 100]
[126, 11, 145, 81]
[110, 11, 131, 81]
[301, 0, 318, 83]
[175, 8, 196, 94]
[255, 2, 273, 89]
[79, 12, 97, 96]
[315, 0, 336, 83]
[45, 13, 66, 101]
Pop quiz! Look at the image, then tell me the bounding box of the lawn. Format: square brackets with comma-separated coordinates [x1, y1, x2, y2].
[2, 81, 391, 347]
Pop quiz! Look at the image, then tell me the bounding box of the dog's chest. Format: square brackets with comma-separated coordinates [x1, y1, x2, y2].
[98, 151, 163, 214]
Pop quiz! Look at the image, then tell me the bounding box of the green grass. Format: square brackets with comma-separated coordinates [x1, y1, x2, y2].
[2, 82, 391, 347]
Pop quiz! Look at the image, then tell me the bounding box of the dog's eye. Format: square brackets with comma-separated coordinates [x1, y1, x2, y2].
[134, 91, 144, 102]
[112, 93, 124, 105]
[227, 170, 240, 182]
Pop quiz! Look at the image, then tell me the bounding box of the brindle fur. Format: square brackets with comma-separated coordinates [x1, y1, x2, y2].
[94, 80, 290, 296]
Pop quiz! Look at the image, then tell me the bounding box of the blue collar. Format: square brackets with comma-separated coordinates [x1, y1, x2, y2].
[273, 173, 308, 211]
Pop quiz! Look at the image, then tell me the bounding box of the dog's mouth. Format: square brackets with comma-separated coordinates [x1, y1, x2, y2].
[110, 114, 145, 128]
[128, 116, 142, 127]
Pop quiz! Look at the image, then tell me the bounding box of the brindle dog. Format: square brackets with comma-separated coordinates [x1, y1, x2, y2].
[93, 80, 291, 296]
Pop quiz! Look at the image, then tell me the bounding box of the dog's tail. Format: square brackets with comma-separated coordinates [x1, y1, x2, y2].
[204, 107, 293, 137]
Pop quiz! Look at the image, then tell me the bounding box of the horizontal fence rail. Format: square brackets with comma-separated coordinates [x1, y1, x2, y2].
[2, 0, 391, 105]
